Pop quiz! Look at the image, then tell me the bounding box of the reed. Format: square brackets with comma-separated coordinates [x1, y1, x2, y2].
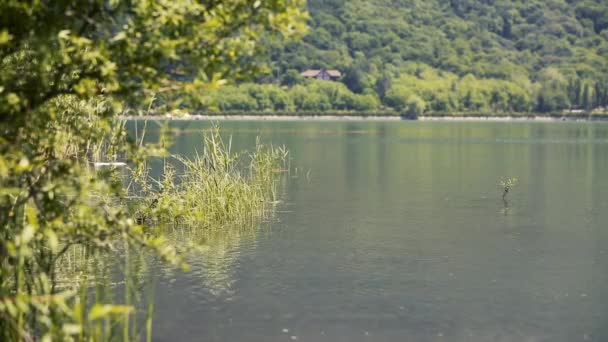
[131, 127, 289, 230]
[1, 112, 288, 341]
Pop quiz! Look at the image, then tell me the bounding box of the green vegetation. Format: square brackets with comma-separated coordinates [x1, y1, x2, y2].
[500, 177, 519, 201]
[197, 0, 608, 115]
[193, 81, 379, 113]
[131, 128, 289, 229]
[0, 1, 305, 340]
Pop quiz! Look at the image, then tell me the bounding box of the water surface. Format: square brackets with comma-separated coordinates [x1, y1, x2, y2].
[136, 121, 608, 342]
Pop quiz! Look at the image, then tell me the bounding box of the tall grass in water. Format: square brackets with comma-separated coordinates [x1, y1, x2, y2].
[0, 111, 288, 341]
[65, 126, 289, 340]
[132, 127, 289, 229]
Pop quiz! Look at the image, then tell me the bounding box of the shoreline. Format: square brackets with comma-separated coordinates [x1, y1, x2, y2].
[121, 114, 608, 122]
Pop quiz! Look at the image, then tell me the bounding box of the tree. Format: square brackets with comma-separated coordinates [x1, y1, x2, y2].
[342, 66, 367, 94]
[430, 92, 453, 112]
[375, 73, 393, 100]
[536, 67, 571, 112]
[501, 15, 513, 39]
[0, 1, 306, 340]
[405, 95, 427, 118]
[384, 85, 412, 111]
[582, 83, 592, 110]
[281, 69, 305, 86]
[217, 89, 259, 111]
[299, 92, 332, 111]
[568, 78, 582, 107]
[594, 80, 607, 108]
[264, 0, 608, 112]
[346, 94, 380, 111]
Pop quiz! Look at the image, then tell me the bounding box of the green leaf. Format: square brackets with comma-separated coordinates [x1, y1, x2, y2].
[0, 187, 22, 195]
[110, 31, 127, 43]
[62, 324, 82, 335]
[88, 304, 133, 321]
[44, 229, 59, 253]
[0, 30, 12, 45]
[57, 29, 71, 40]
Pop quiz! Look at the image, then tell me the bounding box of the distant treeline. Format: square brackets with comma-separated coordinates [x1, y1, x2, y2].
[181, 63, 608, 116]
[177, 0, 608, 116]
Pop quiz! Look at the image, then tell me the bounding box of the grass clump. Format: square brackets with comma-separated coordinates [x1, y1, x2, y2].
[132, 128, 289, 229]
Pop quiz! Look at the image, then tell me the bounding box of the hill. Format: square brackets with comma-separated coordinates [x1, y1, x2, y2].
[204, 0, 608, 114]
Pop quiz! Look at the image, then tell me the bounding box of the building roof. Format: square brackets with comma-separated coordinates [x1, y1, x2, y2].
[300, 69, 342, 78]
[301, 69, 322, 77]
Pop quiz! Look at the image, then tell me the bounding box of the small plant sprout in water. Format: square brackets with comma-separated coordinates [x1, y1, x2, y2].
[500, 177, 519, 201]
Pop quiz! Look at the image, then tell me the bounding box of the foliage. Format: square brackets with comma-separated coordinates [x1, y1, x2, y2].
[203, 81, 380, 112]
[500, 177, 519, 200]
[210, 0, 608, 114]
[131, 128, 289, 229]
[281, 69, 306, 87]
[0, 0, 307, 115]
[405, 95, 427, 118]
[0, 0, 306, 340]
[386, 64, 535, 113]
[0, 98, 176, 341]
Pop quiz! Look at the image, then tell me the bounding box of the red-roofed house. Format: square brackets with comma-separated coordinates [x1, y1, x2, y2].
[300, 69, 342, 81]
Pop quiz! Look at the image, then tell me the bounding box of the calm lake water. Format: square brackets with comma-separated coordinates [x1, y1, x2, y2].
[133, 120, 608, 342]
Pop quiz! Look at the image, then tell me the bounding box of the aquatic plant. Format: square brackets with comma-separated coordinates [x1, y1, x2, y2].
[500, 177, 519, 200]
[130, 127, 289, 230]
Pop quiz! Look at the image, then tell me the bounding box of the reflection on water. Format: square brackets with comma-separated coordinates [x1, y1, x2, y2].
[160, 225, 260, 299]
[131, 121, 608, 342]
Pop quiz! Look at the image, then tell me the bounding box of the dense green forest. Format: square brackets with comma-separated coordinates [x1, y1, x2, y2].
[200, 0, 608, 115]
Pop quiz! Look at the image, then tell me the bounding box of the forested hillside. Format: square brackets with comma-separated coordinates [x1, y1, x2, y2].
[206, 0, 608, 114]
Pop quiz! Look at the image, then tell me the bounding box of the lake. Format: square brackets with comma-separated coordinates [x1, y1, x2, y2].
[134, 120, 608, 342]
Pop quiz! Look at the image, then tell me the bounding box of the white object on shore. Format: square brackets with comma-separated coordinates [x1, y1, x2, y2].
[94, 162, 127, 168]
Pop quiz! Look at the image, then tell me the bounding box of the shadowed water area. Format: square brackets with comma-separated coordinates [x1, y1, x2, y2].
[131, 121, 608, 342]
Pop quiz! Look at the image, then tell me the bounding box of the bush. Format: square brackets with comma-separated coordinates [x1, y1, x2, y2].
[384, 85, 412, 111]
[405, 95, 427, 117]
[281, 69, 305, 86]
[268, 87, 295, 111]
[217, 90, 258, 111]
[245, 85, 274, 111]
[299, 92, 332, 111]
[347, 93, 380, 111]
